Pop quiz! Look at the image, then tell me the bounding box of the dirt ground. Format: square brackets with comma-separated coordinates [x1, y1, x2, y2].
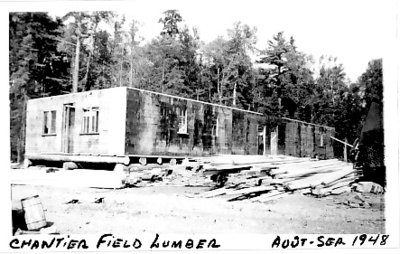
[11, 183, 385, 234]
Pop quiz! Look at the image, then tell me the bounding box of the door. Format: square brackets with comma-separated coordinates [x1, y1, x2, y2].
[270, 130, 278, 155]
[257, 125, 266, 155]
[62, 104, 75, 153]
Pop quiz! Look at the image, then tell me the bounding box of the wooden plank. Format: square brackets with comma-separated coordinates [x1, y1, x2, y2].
[330, 186, 351, 195]
[322, 173, 356, 188]
[274, 164, 351, 179]
[203, 165, 252, 176]
[251, 176, 274, 186]
[285, 167, 355, 190]
[252, 192, 290, 202]
[224, 185, 276, 196]
[201, 187, 230, 198]
[330, 136, 353, 148]
[270, 159, 343, 175]
[299, 188, 312, 194]
[270, 177, 297, 185]
[311, 179, 353, 197]
[250, 190, 281, 201]
[321, 168, 357, 186]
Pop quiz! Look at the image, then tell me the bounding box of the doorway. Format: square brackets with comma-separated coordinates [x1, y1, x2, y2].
[270, 129, 278, 155]
[62, 104, 75, 153]
[257, 125, 266, 155]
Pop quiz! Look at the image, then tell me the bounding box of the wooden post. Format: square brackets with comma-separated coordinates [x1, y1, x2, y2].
[344, 138, 348, 162]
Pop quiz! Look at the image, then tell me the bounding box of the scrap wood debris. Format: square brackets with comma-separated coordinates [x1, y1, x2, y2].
[124, 161, 212, 187]
[122, 155, 384, 205]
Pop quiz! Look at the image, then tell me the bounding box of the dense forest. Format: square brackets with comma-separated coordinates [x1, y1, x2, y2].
[9, 11, 383, 163]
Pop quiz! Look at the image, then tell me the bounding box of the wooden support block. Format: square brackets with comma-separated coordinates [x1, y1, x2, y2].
[139, 157, 147, 166]
[63, 162, 78, 170]
[169, 158, 177, 166]
[23, 159, 32, 169]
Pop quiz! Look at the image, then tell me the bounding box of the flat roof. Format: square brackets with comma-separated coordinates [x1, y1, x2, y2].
[27, 86, 124, 102]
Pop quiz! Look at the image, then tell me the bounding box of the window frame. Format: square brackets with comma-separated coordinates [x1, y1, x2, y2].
[177, 107, 188, 135]
[42, 110, 57, 136]
[212, 118, 219, 137]
[81, 107, 100, 135]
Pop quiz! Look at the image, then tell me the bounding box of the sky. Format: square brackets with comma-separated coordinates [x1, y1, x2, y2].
[38, 0, 396, 83]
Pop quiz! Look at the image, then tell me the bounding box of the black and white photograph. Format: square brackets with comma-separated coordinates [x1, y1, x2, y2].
[1, 0, 399, 251]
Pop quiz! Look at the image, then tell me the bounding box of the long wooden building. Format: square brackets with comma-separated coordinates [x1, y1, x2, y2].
[25, 87, 335, 165]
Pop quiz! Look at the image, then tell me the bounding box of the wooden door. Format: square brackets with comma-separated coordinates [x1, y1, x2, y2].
[62, 104, 75, 153]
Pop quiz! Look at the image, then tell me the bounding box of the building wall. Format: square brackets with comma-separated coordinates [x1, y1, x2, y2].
[124, 89, 266, 156]
[25, 87, 127, 156]
[25, 87, 335, 160]
[280, 119, 335, 159]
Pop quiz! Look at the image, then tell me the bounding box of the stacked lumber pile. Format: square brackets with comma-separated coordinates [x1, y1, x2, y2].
[200, 158, 360, 202]
[119, 155, 361, 203]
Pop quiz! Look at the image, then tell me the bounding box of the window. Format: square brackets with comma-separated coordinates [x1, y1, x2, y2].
[82, 107, 99, 134]
[177, 107, 188, 134]
[320, 133, 325, 147]
[43, 110, 56, 135]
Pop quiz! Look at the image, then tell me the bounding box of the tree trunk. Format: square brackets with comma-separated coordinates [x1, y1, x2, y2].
[119, 61, 123, 87]
[17, 94, 28, 163]
[233, 82, 237, 106]
[130, 60, 134, 87]
[72, 35, 80, 93]
[217, 68, 221, 104]
[161, 60, 165, 93]
[83, 51, 92, 91]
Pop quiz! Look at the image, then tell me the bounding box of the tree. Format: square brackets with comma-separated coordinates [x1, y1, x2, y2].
[312, 58, 348, 125]
[9, 12, 67, 162]
[200, 22, 257, 109]
[142, 10, 202, 98]
[58, 11, 115, 92]
[159, 10, 182, 38]
[144, 36, 186, 94]
[178, 26, 202, 99]
[257, 32, 315, 117]
[125, 19, 148, 87]
[358, 59, 383, 107]
[224, 22, 257, 109]
[201, 36, 228, 104]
